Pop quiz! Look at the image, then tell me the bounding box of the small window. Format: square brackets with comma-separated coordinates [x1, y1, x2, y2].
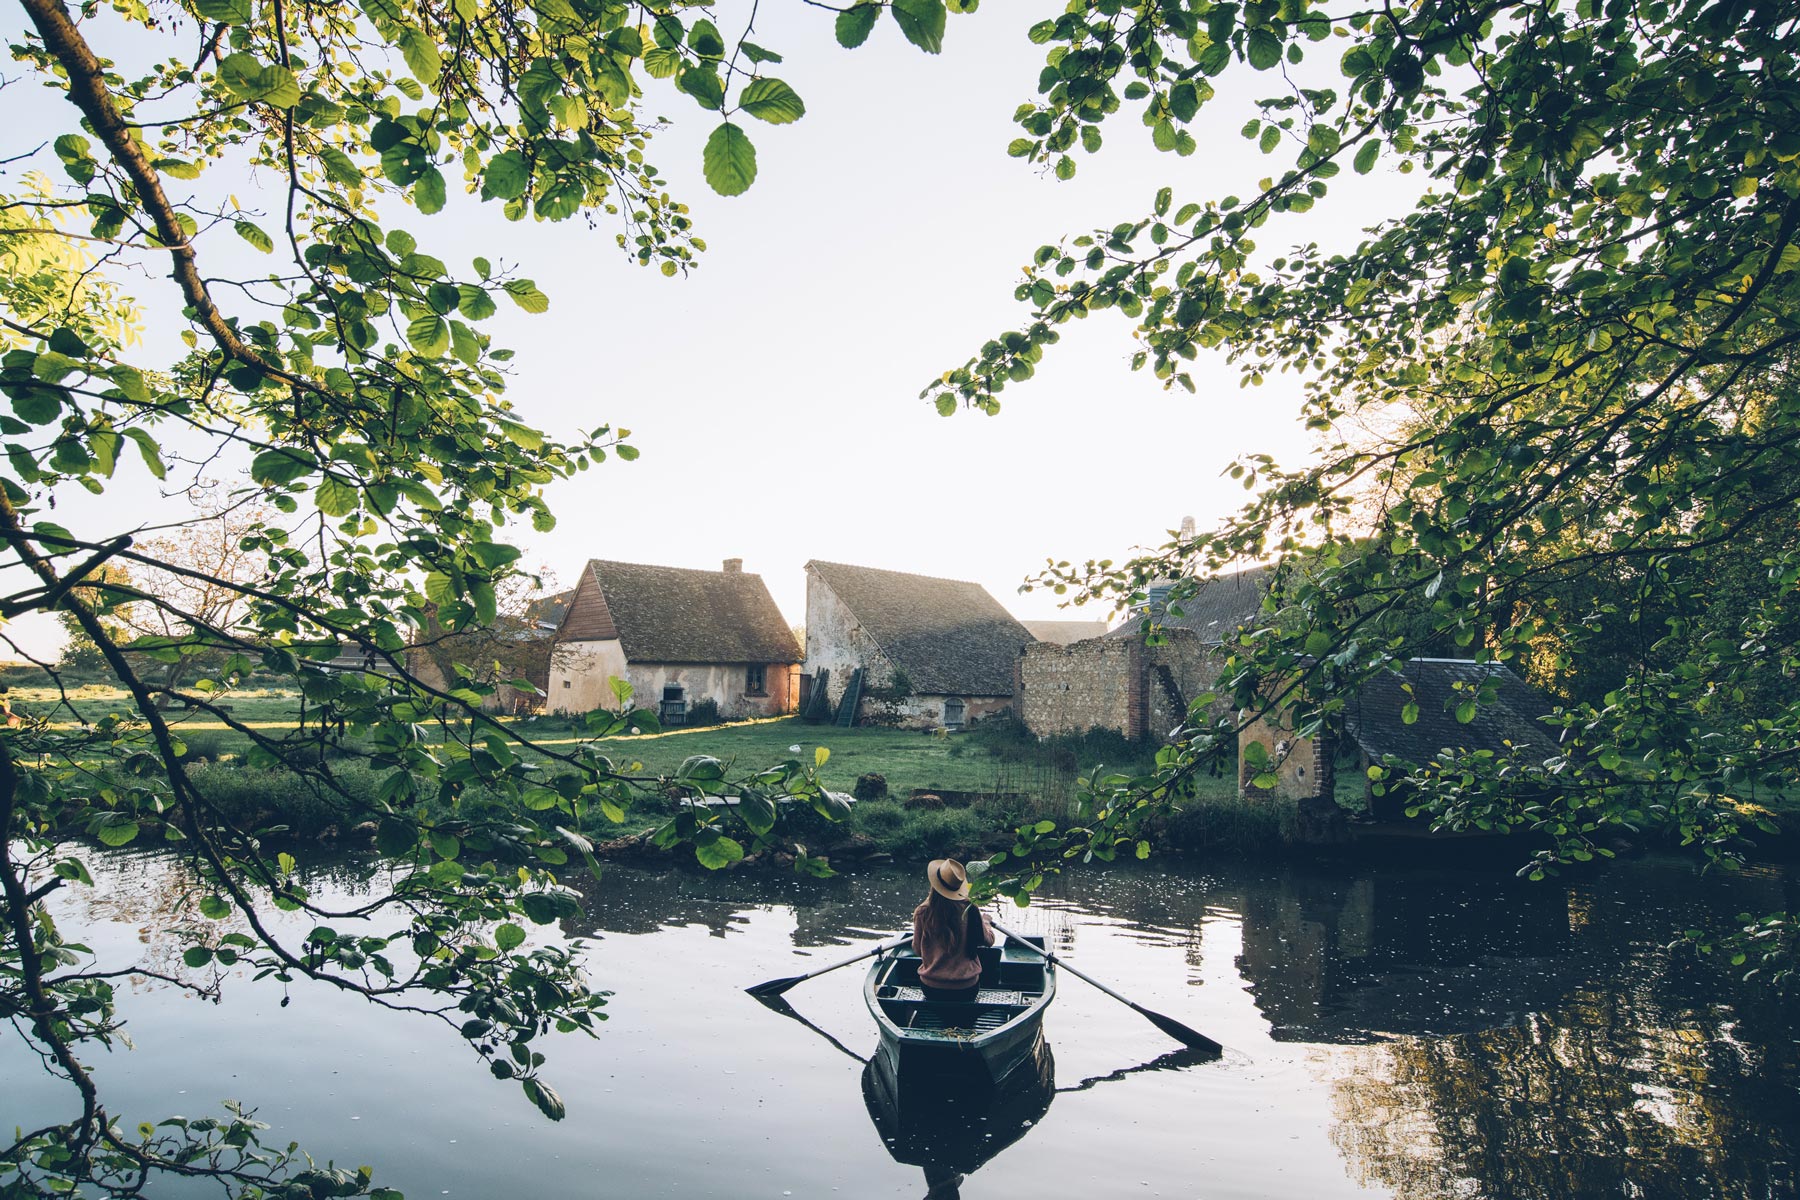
[745, 664, 766, 695]
[562, 680, 571, 688]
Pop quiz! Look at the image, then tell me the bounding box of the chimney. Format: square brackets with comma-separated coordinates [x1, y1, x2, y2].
[1178, 515, 1196, 540]
[722, 557, 743, 574]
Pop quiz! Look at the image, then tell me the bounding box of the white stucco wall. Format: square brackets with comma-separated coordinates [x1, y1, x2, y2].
[803, 569, 896, 706]
[547, 638, 630, 714]
[628, 662, 793, 721]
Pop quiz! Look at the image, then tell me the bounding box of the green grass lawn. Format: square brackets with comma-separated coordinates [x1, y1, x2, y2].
[529, 716, 1083, 800]
[18, 685, 1091, 802]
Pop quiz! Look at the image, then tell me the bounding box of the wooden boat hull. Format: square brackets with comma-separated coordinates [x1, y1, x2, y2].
[864, 934, 1055, 1090]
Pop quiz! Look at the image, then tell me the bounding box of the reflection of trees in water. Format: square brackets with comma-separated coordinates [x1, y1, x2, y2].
[570, 864, 926, 943]
[50, 847, 389, 988]
[1330, 950, 1800, 1200]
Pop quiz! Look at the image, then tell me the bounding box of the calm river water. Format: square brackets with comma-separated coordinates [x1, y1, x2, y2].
[5, 849, 1798, 1199]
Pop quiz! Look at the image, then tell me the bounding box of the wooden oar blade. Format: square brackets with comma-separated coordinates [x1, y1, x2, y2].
[745, 974, 807, 997]
[1136, 1003, 1223, 1056]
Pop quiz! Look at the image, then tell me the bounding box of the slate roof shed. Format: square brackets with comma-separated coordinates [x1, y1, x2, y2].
[805, 560, 1032, 697]
[1344, 659, 1559, 763]
[1108, 564, 1271, 645]
[557, 559, 800, 664]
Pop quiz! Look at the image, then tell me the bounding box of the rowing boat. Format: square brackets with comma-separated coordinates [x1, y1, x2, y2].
[864, 933, 1055, 1088]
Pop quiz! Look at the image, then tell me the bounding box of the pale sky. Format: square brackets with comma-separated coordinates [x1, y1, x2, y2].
[3, 1, 1418, 659]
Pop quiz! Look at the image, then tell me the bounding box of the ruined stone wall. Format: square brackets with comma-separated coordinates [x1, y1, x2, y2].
[1017, 637, 1143, 738]
[1238, 710, 1333, 802]
[1017, 629, 1227, 741]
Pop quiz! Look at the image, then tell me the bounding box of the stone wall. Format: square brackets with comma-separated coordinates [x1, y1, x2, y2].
[1238, 710, 1335, 803]
[1016, 629, 1225, 741]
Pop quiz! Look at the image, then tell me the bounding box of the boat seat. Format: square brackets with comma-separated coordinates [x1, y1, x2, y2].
[884, 986, 1026, 1006]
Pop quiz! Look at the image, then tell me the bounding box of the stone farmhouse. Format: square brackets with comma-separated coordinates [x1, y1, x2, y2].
[1015, 565, 1270, 741]
[547, 558, 801, 723]
[1242, 658, 1558, 818]
[801, 560, 1034, 730]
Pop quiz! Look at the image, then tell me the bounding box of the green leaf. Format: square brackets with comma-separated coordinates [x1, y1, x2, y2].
[316, 474, 360, 517]
[481, 151, 530, 201]
[736, 790, 777, 836]
[96, 817, 138, 846]
[320, 146, 362, 187]
[522, 1078, 566, 1121]
[123, 427, 167, 479]
[251, 448, 313, 486]
[739, 78, 806, 124]
[414, 167, 447, 214]
[198, 895, 232, 920]
[502, 280, 550, 313]
[1353, 140, 1380, 174]
[396, 28, 443, 84]
[233, 220, 274, 253]
[407, 313, 450, 356]
[182, 946, 214, 969]
[1454, 699, 1478, 724]
[219, 54, 301, 108]
[891, 0, 947, 54]
[836, 3, 879, 48]
[694, 830, 745, 870]
[458, 285, 497, 320]
[1246, 28, 1282, 70]
[495, 922, 527, 951]
[702, 123, 758, 196]
[193, 0, 252, 23]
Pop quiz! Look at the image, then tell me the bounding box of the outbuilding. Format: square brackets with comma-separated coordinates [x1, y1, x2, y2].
[547, 558, 800, 723]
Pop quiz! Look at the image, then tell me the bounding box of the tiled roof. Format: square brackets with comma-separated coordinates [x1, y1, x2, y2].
[1345, 660, 1558, 763]
[806, 560, 1032, 696]
[562, 560, 800, 664]
[1108, 564, 1271, 644]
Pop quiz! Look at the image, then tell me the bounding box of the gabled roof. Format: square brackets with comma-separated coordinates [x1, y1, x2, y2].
[559, 560, 799, 664]
[1108, 564, 1271, 645]
[1022, 619, 1111, 646]
[806, 560, 1032, 696]
[1345, 660, 1558, 763]
[526, 588, 574, 632]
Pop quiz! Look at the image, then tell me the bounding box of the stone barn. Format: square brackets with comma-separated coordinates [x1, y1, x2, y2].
[547, 558, 800, 722]
[1239, 658, 1559, 821]
[801, 560, 1033, 730]
[1016, 565, 1270, 741]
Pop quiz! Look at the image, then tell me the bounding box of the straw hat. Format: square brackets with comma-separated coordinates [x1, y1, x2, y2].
[926, 858, 970, 901]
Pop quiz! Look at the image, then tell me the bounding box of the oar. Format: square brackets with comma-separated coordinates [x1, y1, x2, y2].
[989, 919, 1222, 1056]
[745, 932, 911, 997]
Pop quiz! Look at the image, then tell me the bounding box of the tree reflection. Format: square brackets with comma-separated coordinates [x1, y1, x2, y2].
[1331, 959, 1800, 1199]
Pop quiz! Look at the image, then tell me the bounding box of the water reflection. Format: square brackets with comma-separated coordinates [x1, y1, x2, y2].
[862, 1043, 1057, 1199]
[5, 846, 1795, 1200]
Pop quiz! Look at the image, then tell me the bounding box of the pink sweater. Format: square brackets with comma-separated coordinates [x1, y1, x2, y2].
[911, 901, 994, 988]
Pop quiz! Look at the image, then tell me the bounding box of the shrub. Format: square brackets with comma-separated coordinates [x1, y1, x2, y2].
[176, 731, 235, 763]
[685, 698, 722, 727]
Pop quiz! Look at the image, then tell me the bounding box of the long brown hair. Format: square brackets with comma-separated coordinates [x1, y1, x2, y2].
[918, 891, 982, 961]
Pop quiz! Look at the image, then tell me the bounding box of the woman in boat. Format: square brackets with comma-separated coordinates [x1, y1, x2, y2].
[912, 858, 994, 1002]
